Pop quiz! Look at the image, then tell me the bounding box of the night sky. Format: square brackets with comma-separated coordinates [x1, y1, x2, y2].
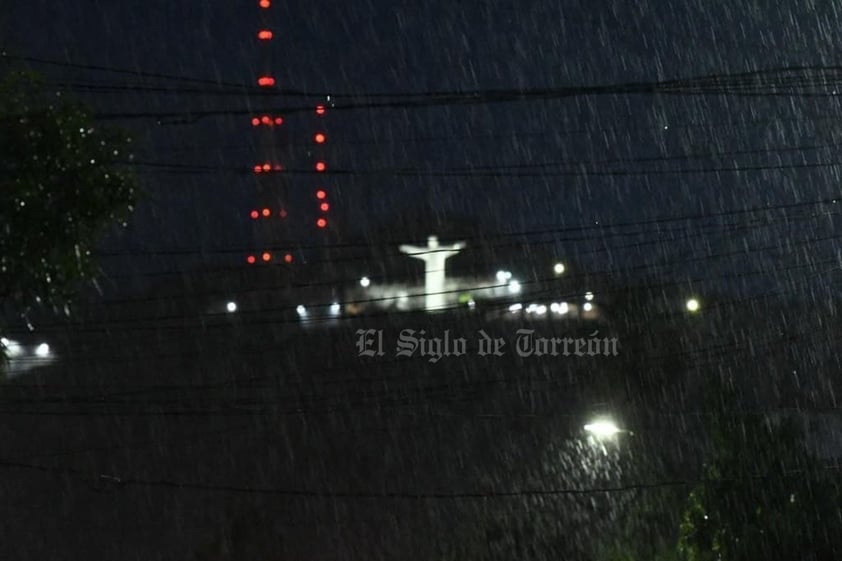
[4, 0, 842, 293]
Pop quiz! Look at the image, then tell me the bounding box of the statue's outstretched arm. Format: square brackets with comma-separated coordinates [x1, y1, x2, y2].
[399, 245, 425, 255]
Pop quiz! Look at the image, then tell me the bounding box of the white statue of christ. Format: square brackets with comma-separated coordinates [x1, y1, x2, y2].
[399, 235, 465, 312]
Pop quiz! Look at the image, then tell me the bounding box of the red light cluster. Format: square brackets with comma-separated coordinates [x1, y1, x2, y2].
[258, 30, 273, 40]
[315, 187, 330, 228]
[258, 76, 275, 87]
[253, 163, 282, 174]
[247, 252, 293, 264]
[250, 208, 287, 220]
[251, 115, 283, 127]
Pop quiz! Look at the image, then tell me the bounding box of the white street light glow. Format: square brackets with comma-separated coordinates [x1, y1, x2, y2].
[35, 343, 50, 358]
[360, 276, 371, 288]
[686, 298, 700, 312]
[508, 280, 521, 294]
[553, 262, 565, 275]
[583, 302, 593, 312]
[584, 419, 620, 438]
[226, 301, 237, 313]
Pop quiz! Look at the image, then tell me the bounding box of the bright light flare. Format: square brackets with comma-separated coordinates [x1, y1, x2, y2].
[584, 419, 620, 439]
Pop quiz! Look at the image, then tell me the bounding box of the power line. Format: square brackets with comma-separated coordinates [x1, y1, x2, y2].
[0, 456, 839, 501]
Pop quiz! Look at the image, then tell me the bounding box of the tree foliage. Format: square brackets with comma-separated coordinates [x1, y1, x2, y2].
[0, 71, 137, 311]
[676, 410, 842, 561]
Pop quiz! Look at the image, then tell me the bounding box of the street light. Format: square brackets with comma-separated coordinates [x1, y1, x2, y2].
[584, 417, 632, 440]
[686, 298, 700, 312]
[553, 262, 566, 275]
[584, 420, 620, 438]
[226, 301, 238, 313]
[360, 276, 371, 288]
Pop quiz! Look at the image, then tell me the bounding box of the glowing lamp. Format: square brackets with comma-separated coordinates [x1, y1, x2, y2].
[274, 117, 283, 125]
[315, 104, 326, 115]
[262, 163, 271, 171]
[315, 161, 326, 172]
[320, 202, 329, 212]
[259, 0, 270, 7]
[316, 218, 327, 228]
[314, 133, 326, 144]
[262, 252, 272, 262]
[316, 189, 326, 200]
[258, 76, 275, 87]
[261, 115, 272, 125]
[279, 209, 288, 218]
[253, 165, 263, 174]
[250, 210, 259, 219]
[251, 117, 260, 126]
[247, 255, 256, 264]
[284, 253, 293, 263]
[258, 30, 273, 40]
[261, 208, 270, 217]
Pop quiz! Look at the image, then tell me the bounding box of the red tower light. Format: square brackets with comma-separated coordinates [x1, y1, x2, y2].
[251, 117, 260, 126]
[315, 105, 326, 116]
[253, 165, 263, 173]
[250, 210, 259, 219]
[261, 208, 271, 217]
[262, 252, 272, 262]
[247, 255, 256, 264]
[316, 218, 327, 228]
[258, 76, 275, 87]
[314, 133, 326, 144]
[262, 163, 271, 172]
[274, 117, 283, 125]
[279, 209, 288, 218]
[284, 253, 293, 263]
[316, 189, 326, 200]
[259, 0, 271, 8]
[320, 202, 330, 212]
[258, 30, 273, 40]
[261, 115, 272, 125]
[315, 161, 326, 172]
